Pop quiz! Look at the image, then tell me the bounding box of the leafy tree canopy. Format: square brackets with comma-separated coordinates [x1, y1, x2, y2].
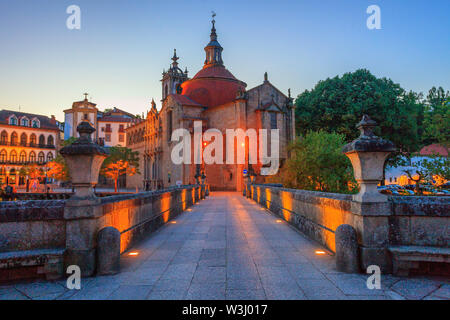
[267, 131, 357, 194]
[295, 69, 423, 156]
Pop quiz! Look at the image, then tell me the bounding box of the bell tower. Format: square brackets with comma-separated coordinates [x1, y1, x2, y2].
[161, 49, 188, 101]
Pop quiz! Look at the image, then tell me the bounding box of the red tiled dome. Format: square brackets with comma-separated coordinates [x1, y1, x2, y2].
[181, 65, 246, 108]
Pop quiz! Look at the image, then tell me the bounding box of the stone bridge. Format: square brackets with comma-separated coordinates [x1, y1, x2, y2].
[1, 192, 448, 300]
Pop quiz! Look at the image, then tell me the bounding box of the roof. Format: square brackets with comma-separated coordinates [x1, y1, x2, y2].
[0, 109, 60, 131]
[98, 115, 135, 123]
[419, 144, 448, 157]
[170, 94, 203, 107]
[180, 65, 246, 108]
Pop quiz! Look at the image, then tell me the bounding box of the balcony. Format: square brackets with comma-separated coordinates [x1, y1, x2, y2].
[0, 160, 48, 166]
[0, 141, 55, 149]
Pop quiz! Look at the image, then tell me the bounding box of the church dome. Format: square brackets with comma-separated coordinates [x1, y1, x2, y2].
[180, 18, 246, 107]
[181, 65, 246, 108]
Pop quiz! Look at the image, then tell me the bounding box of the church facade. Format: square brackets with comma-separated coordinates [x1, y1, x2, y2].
[127, 19, 295, 192]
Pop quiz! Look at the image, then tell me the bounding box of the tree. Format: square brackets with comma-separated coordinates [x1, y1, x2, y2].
[266, 131, 357, 193]
[422, 89, 449, 148]
[47, 155, 70, 181]
[295, 69, 424, 183]
[100, 146, 140, 192]
[403, 155, 450, 193]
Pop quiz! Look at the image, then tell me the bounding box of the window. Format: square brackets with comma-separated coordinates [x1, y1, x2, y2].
[119, 134, 124, 143]
[9, 116, 17, 125]
[84, 113, 88, 120]
[19, 151, 26, 163]
[0, 131, 7, 145]
[270, 113, 277, 129]
[32, 119, 40, 128]
[105, 124, 111, 132]
[20, 133, 27, 146]
[119, 124, 124, 131]
[47, 135, 54, 146]
[30, 134, 37, 146]
[47, 152, 53, 162]
[21, 118, 29, 126]
[10, 132, 18, 146]
[29, 151, 36, 163]
[167, 110, 173, 141]
[101, 127, 105, 132]
[105, 134, 111, 142]
[0, 150, 6, 162]
[39, 134, 45, 146]
[10, 150, 17, 163]
[38, 152, 45, 164]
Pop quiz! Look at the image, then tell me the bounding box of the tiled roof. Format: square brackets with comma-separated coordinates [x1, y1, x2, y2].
[419, 144, 448, 157]
[170, 94, 203, 107]
[0, 109, 59, 130]
[98, 115, 135, 122]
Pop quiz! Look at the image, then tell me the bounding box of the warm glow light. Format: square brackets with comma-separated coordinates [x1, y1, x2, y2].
[170, 221, 177, 224]
[315, 250, 326, 255]
[241, 142, 245, 147]
[276, 219, 283, 223]
[187, 208, 192, 212]
[128, 252, 139, 256]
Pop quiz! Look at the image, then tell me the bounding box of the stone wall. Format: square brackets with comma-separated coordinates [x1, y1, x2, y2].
[0, 185, 202, 281]
[247, 184, 449, 273]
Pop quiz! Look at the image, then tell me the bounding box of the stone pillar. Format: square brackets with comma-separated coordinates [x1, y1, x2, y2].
[342, 115, 396, 273]
[335, 224, 360, 273]
[61, 121, 109, 277]
[97, 227, 121, 275]
[343, 115, 395, 203]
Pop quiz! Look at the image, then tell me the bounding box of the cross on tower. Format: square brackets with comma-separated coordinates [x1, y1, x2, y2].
[83, 93, 89, 101]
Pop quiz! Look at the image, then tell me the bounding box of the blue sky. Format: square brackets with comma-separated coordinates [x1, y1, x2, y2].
[0, 0, 449, 120]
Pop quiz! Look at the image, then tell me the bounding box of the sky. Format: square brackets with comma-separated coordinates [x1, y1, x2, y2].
[0, 0, 449, 121]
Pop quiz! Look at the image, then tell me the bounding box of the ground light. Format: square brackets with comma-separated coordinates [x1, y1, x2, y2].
[315, 250, 327, 255]
[276, 219, 283, 223]
[128, 251, 139, 256]
[170, 221, 177, 224]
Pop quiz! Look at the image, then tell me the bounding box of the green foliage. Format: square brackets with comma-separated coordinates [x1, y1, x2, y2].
[422, 88, 449, 148]
[295, 69, 423, 156]
[101, 146, 140, 175]
[267, 131, 357, 193]
[61, 137, 77, 147]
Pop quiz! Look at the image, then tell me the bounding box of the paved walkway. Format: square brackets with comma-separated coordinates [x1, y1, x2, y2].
[1, 192, 448, 300]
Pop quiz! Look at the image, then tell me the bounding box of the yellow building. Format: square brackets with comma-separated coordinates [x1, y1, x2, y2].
[0, 110, 62, 187]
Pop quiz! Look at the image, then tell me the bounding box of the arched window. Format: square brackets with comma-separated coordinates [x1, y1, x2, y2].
[47, 152, 53, 162]
[39, 134, 45, 146]
[165, 84, 168, 98]
[38, 152, 45, 164]
[0, 150, 7, 162]
[21, 117, 29, 126]
[0, 131, 7, 145]
[9, 115, 17, 125]
[29, 151, 36, 163]
[32, 118, 40, 128]
[19, 151, 27, 163]
[10, 132, 18, 146]
[30, 134, 37, 146]
[0, 167, 5, 176]
[10, 150, 17, 163]
[47, 135, 54, 147]
[20, 133, 27, 146]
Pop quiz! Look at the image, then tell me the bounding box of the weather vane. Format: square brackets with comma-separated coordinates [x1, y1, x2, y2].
[211, 11, 216, 26]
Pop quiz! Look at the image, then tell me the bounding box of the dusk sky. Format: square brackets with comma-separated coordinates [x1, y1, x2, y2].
[1, 0, 449, 121]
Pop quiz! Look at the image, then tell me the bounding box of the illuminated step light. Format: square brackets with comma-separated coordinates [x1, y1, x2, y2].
[276, 219, 283, 223]
[170, 221, 177, 224]
[315, 250, 327, 255]
[128, 252, 139, 256]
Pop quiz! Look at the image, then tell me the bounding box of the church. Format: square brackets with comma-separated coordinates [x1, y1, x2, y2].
[126, 17, 295, 192]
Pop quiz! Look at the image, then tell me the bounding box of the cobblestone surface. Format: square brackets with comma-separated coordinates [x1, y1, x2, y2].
[1, 192, 448, 300]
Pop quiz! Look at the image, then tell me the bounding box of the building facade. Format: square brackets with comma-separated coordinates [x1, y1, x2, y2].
[126, 19, 295, 192]
[0, 110, 61, 187]
[64, 96, 138, 147]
